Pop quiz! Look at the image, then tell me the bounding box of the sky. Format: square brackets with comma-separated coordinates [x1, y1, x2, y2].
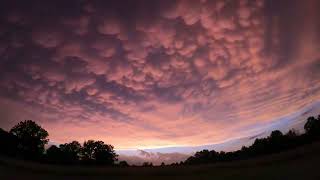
[0, 0, 320, 165]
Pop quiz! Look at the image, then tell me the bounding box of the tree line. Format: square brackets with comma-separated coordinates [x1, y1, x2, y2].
[184, 115, 320, 165]
[0, 120, 122, 166]
[0, 115, 320, 166]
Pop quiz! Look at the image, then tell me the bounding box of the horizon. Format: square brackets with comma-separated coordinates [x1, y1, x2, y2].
[1, 0, 320, 165]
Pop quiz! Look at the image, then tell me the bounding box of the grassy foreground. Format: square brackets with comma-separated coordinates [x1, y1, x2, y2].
[1, 142, 320, 180]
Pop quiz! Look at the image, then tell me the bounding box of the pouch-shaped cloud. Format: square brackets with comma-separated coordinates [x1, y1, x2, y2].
[0, 0, 320, 154]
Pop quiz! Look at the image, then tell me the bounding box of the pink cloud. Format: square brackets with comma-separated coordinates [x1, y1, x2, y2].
[32, 30, 63, 48]
[1, 0, 320, 158]
[97, 17, 127, 40]
[64, 76, 96, 93]
[62, 16, 90, 35]
[91, 39, 116, 58]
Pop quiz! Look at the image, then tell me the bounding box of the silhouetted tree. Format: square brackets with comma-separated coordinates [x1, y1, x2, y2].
[160, 162, 165, 166]
[118, 161, 129, 167]
[286, 129, 299, 138]
[3, 114, 320, 167]
[183, 114, 320, 166]
[269, 130, 285, 151]
[81, 140, 117, 165]
[10, 120, 49, 160]
[170, 162, 179, 166]
[142, 162, 153, 167]
[59, 141, 81, 164]
[46, 145, 63, 163]
[185, 149, 220, 164]
[270, 130, 283, 139]
[304, 116, 320, 136]
[0, 128, 18, 156]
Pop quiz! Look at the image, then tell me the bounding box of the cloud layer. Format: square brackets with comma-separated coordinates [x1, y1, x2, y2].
[0, 0, 320, 154]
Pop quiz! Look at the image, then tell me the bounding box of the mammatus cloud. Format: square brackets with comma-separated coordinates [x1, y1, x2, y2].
[0, 0, 320, 160]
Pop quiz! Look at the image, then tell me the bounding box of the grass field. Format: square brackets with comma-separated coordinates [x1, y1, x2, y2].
[1, 142, 320, 180]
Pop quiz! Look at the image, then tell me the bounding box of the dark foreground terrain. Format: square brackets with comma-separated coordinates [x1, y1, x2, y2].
[1, 142, 320, 180]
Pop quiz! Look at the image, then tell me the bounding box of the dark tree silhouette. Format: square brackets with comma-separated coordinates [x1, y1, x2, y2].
[59, 141, 81, 164]
[46, 145, 63, 163]
[286, 129, 299, 138]
[10, 120, 49, 160]
[2, 115, 320, 167]
[304, 116, 320, 136]
[0, 128, 18, 156]
[118, 160, 129, 167]
[142, 162, 153, 167]
[184, 115, 320, 165]
[270, 130, 283, 138]
[81, 140, 117, 165]
[268, 130, 285, 151]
